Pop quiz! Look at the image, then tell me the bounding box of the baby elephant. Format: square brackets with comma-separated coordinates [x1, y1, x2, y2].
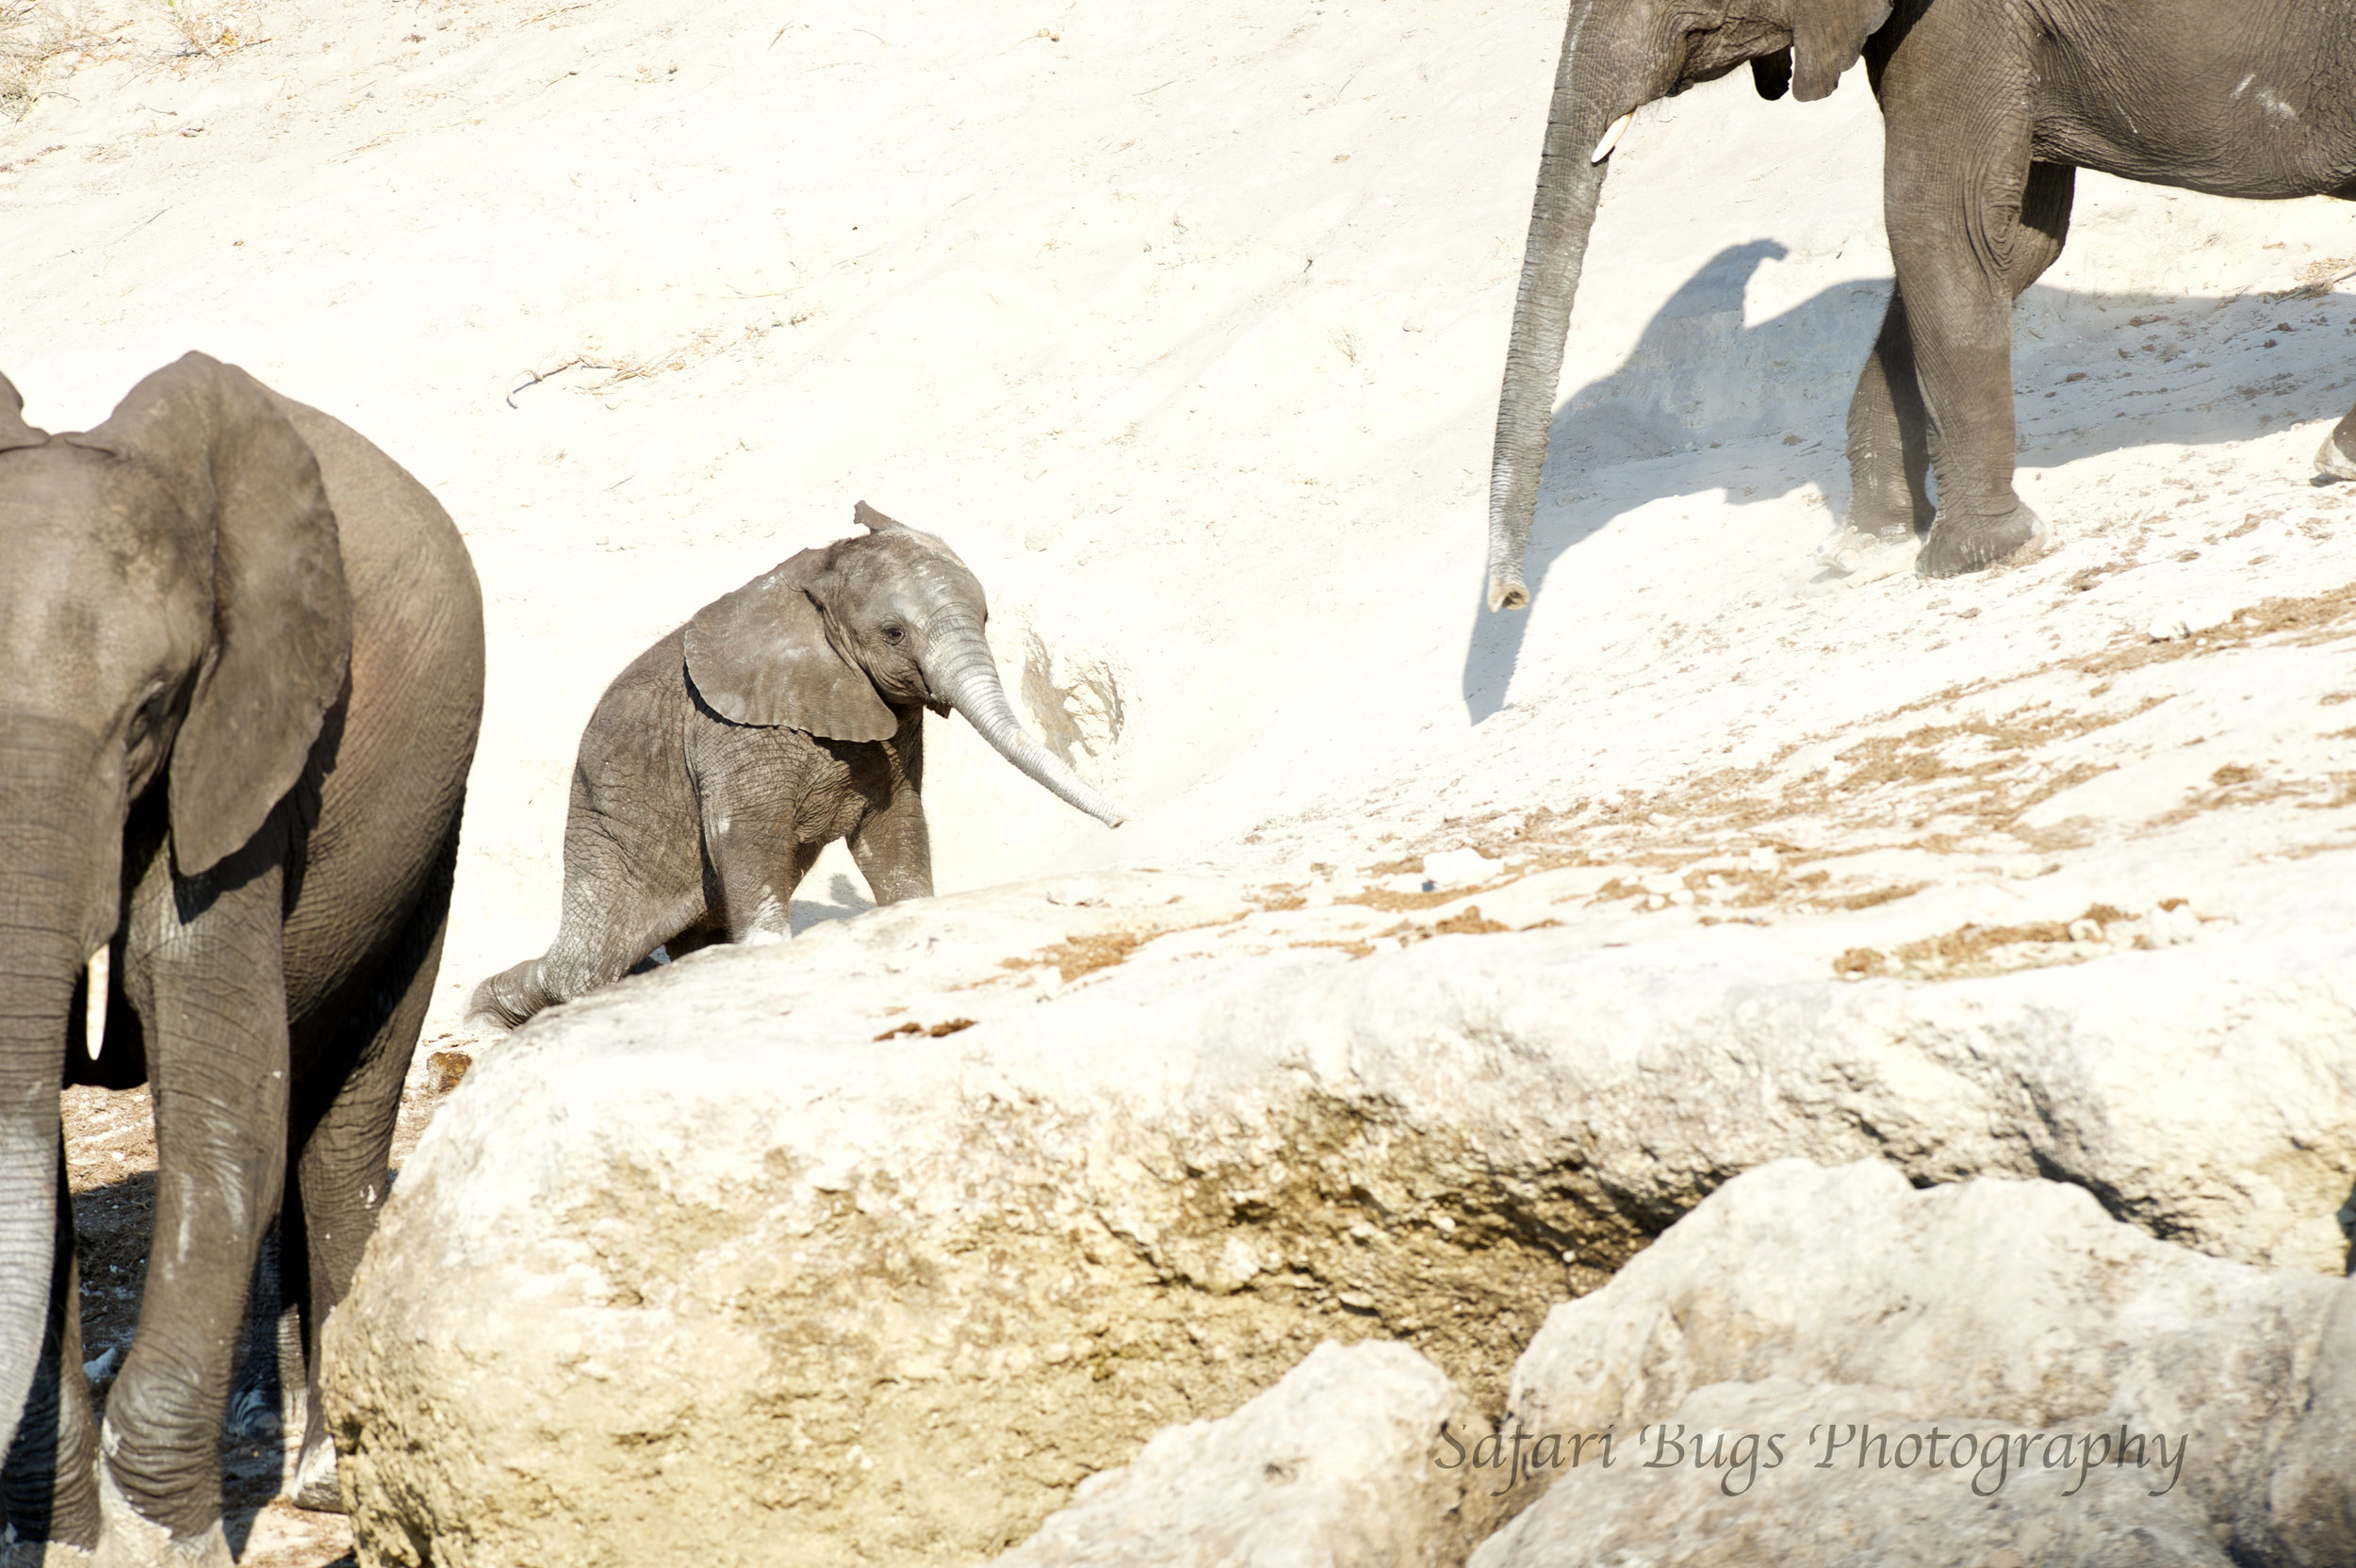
[469, 503, 1125, 1029]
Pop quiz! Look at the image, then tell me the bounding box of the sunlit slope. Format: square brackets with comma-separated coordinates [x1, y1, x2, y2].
[2, 0, 2348, 1034]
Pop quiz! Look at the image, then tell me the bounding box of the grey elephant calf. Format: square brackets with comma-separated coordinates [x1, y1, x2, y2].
[469, 504, 1126, 1031]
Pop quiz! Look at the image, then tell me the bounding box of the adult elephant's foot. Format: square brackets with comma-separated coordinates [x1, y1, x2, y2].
[2318, 425, 2356, 482]
[0, 1535, 96, 1566]
[1843, 494, 1929, 546]
[1917, 503, 2045, 578]
[288, 1435, 342, 1514]
[87, 1466, 230, 1568]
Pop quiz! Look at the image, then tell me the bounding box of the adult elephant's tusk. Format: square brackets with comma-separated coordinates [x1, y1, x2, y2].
[1591, 110, 1634, 164]
[85, 947, 107, 1061]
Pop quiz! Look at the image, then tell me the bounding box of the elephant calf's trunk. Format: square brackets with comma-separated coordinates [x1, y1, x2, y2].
[924, 622, 1129, 827]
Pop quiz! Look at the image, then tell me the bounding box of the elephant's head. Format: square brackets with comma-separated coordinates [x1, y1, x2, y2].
[0, 353, 351, 1460]
[1484, 0, 1892, 611]
[683, 503, 1128, 826]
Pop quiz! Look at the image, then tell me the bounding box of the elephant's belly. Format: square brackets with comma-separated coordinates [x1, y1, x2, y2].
[2034, 68, 2355, 200]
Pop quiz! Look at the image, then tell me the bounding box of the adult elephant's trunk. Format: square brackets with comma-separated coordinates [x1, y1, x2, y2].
[1487, 0, 1632, 612]
[922, 612, 1128, 828]
[0, 731, 119, 1464]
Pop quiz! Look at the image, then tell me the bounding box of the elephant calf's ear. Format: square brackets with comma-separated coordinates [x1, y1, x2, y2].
[1791, 0, 1891, 101]
[683, 552, 897, 742]
[68, 353, 352, 876]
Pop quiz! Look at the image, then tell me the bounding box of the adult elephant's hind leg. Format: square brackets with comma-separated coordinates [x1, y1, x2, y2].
[279, 825, 456, 1512]
[1843, 286, 1937, 543]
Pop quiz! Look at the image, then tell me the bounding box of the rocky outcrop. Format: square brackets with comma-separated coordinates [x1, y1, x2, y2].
[1481, 1160, 2356, 1567]
[994, 1339, 1494, 1568]
[322, 868, 2355, 1567]
[1474, 1379, 2234, 1568]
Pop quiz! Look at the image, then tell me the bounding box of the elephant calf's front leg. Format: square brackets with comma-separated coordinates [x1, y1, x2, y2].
[846, 726, 932, 906]
[700, 766, 821, 946]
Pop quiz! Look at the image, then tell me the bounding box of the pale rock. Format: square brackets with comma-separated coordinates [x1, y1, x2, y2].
[2146, 596, 2237, 642]
[993, 1340, 1497, 1568]
[1420, 848, 1499, 890]
[324, 868, 2356, 1568]
[1488, 1160, 2356, 1568]
[1475, 1380, 2232, 1568]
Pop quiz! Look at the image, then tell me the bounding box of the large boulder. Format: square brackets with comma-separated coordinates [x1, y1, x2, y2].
[323, 865, 2356, 1567]
[1481, 1160, 2356, 1567]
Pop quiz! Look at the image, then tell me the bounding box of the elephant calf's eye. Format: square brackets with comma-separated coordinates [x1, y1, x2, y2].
[881, 625, 906, 644]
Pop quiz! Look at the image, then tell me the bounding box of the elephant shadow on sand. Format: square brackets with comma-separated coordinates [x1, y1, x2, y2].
[1462, 237, 2339, 720]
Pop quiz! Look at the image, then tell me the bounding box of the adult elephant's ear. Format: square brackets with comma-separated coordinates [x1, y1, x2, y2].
[683, 551, 897, 741]
[66, 353, 352, 875]
[0, 371, 47, 450]
[1791, 0, 1891, 102]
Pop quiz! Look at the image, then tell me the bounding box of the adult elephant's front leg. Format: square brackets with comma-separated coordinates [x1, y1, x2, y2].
[101, 826, 291, 1566]
[1885, 112, 2074, 577]
[0, 1148, 101, 1551]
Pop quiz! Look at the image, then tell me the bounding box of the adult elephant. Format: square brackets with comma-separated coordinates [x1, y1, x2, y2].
[0, 355, 483, 1564]
[1484, 0, 2356, 606]
[467, 502, 1125, 1033]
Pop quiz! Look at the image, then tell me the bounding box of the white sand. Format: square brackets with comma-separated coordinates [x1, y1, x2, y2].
[4, 0, 2349, 1094]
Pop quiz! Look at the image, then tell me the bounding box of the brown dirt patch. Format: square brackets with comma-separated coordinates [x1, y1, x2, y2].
[1825, 881, 1928, 911]
[1341, 883, 1497, 911]
[1835, 904, 2146, 981]
[1005, 929, 1151, 983]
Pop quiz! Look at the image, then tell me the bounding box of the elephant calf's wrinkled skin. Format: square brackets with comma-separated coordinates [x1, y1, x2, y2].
[1483, 0, 2356, 601]
[468, 505, 1125, 1032]
[0, 356, 483, 1566]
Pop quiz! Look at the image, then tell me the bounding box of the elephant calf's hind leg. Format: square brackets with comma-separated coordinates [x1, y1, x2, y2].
[466, 857, 705, 1032]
